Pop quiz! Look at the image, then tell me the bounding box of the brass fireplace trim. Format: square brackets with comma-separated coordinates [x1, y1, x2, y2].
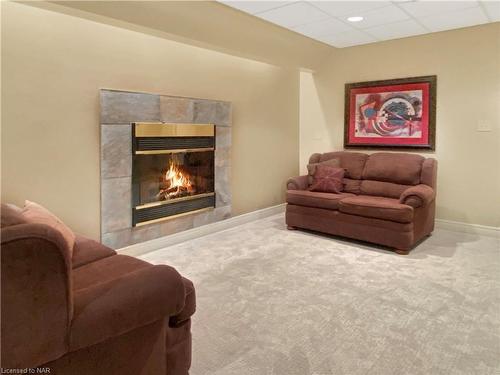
[135, 207, 214, 227]
[136, 192, 215, 210]
[135, 148, 214, 155]
[135, 122, 214, 137]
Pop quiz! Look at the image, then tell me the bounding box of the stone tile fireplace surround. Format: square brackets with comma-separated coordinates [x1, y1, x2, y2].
[100, 89, 231, 249]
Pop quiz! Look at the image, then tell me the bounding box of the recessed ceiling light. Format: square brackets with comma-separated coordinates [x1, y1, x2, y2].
[347, 16, 364, 22]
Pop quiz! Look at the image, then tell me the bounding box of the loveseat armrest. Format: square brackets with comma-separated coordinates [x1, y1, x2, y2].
[70, 264, 185, 351]
[400, 184, 435, 208]
[287, 175, 309, 190]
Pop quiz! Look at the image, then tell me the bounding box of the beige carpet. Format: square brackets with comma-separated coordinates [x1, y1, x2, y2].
[140, 214, 500, 375]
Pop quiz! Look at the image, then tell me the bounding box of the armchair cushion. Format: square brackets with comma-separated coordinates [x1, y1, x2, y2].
[72, 254, 151, 291]
[399, 184, 436, 208]
[72, 235, 116, 269]
[70, 265, 185, 351]
[286, 175, 309, 191]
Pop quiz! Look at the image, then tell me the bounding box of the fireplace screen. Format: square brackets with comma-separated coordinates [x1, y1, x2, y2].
[132, 123, 215, 226]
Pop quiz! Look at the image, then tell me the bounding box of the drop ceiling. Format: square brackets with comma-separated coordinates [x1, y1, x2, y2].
[220, 1, 500, 47]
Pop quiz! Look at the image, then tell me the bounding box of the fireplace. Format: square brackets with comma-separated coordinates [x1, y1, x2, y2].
[132, 122, 215, 226]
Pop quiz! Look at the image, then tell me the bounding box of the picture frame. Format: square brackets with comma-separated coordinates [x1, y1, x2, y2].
[344, 75, 436, 150]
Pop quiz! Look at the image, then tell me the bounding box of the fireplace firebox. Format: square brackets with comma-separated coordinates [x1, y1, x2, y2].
[132, 123, 215, 226]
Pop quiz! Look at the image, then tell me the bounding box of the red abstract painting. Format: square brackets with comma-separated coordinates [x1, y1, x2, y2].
[344, 76, 436, 150]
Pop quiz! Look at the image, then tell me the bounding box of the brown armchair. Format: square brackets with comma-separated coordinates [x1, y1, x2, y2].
[1, 205, 194, 374]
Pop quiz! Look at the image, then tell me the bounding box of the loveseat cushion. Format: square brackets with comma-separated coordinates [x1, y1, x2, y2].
[72, 234, 116, 269]
[339, 195, 413, 223]
[362, 153, 424, 185]
[307, 158, 340, 185]
[309, 165, 345, 193]
[287, 190, 354, 210]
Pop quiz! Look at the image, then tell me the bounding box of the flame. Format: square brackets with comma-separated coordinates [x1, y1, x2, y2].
[164, 161, 193, 195]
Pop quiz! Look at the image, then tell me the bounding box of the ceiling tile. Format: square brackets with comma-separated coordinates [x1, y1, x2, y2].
[219, 0, 497, 48]
[364, 19, 428, 40]
[292, 17, 352, 38]
[399, 1, 479, 18]
[354, 4, 410, 29]
[318, 30, 377, 48]
[482, 1, 500, 21]
[310, 1, 390, 17]
[255, 1, 330, 28]
[418, 6, 489, 32]
[220, 1, 292, 15]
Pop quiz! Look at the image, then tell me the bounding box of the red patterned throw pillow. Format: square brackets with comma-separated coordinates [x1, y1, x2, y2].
[309, 165, 345, 194]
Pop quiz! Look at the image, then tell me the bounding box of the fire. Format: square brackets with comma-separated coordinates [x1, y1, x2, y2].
[157, 161, 195, 200]
[165, 161, 193, 190]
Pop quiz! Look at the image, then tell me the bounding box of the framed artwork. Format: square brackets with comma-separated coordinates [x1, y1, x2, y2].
[344, 75, 436, 150]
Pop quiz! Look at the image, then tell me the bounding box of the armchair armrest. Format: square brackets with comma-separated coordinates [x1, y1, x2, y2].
[1, 223, 73, 368]
[287, 175, 309, 190]
[70, 264, 185, 351]
[400, 184, 435, 208]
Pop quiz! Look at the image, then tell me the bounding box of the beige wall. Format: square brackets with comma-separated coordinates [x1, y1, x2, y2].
[1, 2, 300, 239]
[3, 2, 499, 240]
[300, 23, 500, 227]
[46, 0, 333, 71]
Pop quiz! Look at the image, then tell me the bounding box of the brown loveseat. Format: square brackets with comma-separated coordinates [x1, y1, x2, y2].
[286, 151, 437, 254]
[1, 205, 195, 374]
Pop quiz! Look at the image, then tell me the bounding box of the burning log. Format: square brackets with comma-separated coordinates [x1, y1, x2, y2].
[156, 180, 194, 201]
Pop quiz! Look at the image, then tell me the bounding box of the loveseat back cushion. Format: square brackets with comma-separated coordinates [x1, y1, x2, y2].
[360, 180, 411, 199]
[318, 151, 368, 180]
[420, 158, 438, 188]
[339, 195, 413, 223]
[362, 153, 424, 185]
[342, 178, 362, 195]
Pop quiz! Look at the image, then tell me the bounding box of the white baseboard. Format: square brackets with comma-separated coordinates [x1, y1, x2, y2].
[117, 204, 286, 256]
[118, 206, 498, 256]
[435, 219, 499, 238]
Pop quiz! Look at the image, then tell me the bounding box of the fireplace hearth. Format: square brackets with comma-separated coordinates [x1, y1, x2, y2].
[132, 123, 216, 226]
